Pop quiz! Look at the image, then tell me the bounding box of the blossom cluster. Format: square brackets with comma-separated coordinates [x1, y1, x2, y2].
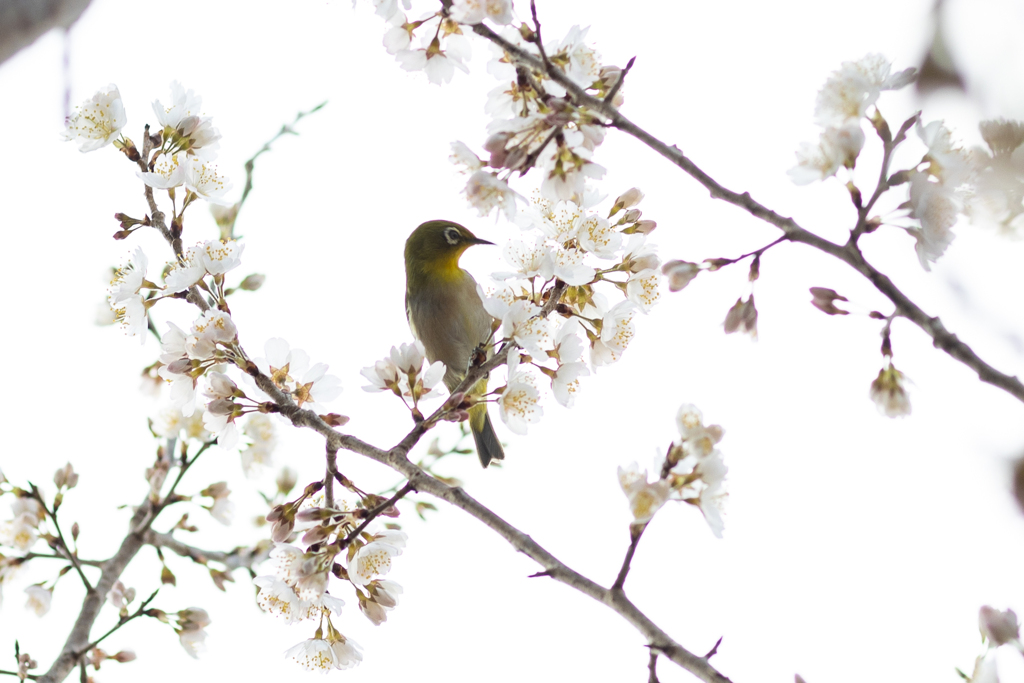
[256, 490, 410, 672]
[448, 23, 625, 215]
[789, 54, 916, 186]
[360, 341, 447, 410]
[786, 54, 966, 269]
[966, 118, 1024, 234]
[63, 82, 232, 205]
[618, 403, 727, 537]
[470, 188, 661, 434]
[789, 55, 1024, 274]
[357, 3, 626, 213]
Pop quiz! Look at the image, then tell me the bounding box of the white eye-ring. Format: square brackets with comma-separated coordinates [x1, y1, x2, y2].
[443, 227, 461, 245]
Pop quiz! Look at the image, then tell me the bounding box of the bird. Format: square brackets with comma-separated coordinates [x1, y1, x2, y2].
[404, 220, 504, 467]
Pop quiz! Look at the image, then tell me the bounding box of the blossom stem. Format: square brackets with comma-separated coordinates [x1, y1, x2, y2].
[338, 482, 417, 550]
[21, 552, 104, 568]
[31, 487, 93, 592]
[611, 522, 647, 591]
[74, 590, 159, 658]
[849, 109, 918, 242]
[710, 236, 786, 269]
[324, 445, 338, 509]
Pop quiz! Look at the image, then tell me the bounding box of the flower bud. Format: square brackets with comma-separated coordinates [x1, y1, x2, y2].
[238, 273, 265, 291]
[631, 219, 657, 235]
[359, 596, 388, 625]
[723, 296, 758, 339]
[54, 463, 79, 490]
[301, 524, 333, 545]
[166, 358, 192, 375]
[271, 516, 295, 543]
[206, 398, 235, 416]
[869, 364, 911, 418]
[319, 413, 350, 427]
[662, 260, 699, 292]
[810, 287, 849, 315]
[979, 605, 1020, 646]
[201, 482, 229, 498]
[599, 65, 622, 88]
[206, 372, 238, 399]
[611, 188, 644, 216]
[628, 253, 660, 273]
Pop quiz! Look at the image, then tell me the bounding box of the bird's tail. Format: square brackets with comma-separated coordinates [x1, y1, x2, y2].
[469, 404, 504, 468]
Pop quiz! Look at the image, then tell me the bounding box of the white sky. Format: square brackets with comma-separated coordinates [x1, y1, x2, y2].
[1, 0, 1023, 682]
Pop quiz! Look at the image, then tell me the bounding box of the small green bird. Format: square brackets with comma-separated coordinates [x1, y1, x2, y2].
[404, 220, 504, 467]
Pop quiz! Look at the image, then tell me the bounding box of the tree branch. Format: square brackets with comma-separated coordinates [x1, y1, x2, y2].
[470, 23, 1024, 406]
[257, 384, 730, 683]
[39, 441, 209, 683]
[143, 530, 271, 571]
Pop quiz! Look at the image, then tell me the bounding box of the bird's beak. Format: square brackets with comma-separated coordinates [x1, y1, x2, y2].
[469, 237, 494, 246]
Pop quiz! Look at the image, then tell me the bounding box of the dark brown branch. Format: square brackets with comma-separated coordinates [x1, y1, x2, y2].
[604, 55, 635, 105]
[339, 482, 417, 549]
[471, 23, 1024, 406]
[612, 522, 646, 591]
[528, 0, 550, 74]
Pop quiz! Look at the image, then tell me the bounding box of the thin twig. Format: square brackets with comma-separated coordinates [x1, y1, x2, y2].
[849, 111, 919, 242]
[30, 488, 92, 592]
[238, 102, 328, 210]
[709, 236, 787, 269]
[612, 523, 647, 591]
[339, 482, 417, 549]
[324, 445, 338, 509]
[648, 649, 660, 683]
[21, 553, 104, 568]
[529, 0, 551, 73]
[75, 591, 159, 657]
[604, 55, 635, 105]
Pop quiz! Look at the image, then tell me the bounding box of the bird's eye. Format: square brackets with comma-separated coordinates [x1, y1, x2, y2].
[443, 227, 461, 246]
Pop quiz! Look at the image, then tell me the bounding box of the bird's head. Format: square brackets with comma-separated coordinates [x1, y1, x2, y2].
[405, 220, 494, 280]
